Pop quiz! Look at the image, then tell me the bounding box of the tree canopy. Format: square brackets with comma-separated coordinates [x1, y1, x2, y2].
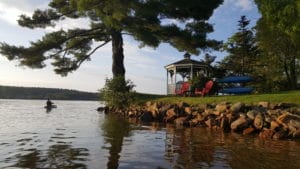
[0, 0, 223, 79]
[255, 0, 300, 90]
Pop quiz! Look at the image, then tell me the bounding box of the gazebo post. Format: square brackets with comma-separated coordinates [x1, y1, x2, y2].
[166, 70, 169, 94]
[190, 65, 193, 80]
[174, 67, 177, 87]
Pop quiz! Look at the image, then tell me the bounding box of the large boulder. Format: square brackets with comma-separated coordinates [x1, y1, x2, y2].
[215, 102, 229, 113]
[147, 102, 159, 119]
[231, 115, 249, 132]
[165, 108, 177, 122]
[247, 110, 258, 120]
[277, 113, 300, 129]
[184, 107, 192, 115]
[270, 120, 281, 130]
[231, 102, 245, 114]
[254, 113, 264, 130]
[258, 101, 270, 109]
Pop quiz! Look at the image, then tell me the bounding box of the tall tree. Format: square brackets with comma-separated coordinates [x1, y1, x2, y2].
[0, 0, 223, 80]
[255, 0, 300, 90]
[220, 15, 259, 75]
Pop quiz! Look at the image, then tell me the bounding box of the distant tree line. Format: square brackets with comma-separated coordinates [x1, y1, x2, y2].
[0, 85, 99, 100]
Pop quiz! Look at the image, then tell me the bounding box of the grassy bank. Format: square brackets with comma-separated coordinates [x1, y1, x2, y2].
[145, 90, 300, 106]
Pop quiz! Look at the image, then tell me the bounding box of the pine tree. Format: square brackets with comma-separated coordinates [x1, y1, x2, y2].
[0, 0, 223, 80]
[220, 15, 258, 75]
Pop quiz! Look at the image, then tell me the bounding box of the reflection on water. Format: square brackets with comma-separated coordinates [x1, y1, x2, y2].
[102, 115, 131, 169]
[12, 131, 89, 169]
[0, 99, 300, 169]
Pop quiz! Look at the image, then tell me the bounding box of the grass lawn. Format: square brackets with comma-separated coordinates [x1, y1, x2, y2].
[147, 90, 300, 106]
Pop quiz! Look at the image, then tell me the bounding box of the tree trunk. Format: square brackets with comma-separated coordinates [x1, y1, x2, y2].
[289, 55, 297, 89]
[111, 29, 125, 78]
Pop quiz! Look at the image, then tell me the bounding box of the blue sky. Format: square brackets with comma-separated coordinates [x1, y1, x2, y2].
[0, 0, 260, 94]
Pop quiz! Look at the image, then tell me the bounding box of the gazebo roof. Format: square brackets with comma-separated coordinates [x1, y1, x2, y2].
[164, 58, 209, 70]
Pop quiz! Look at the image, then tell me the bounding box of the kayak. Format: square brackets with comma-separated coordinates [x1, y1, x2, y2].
[44, 105, 57, 109]
[219, 87, 253, 94]
[217, 76, 253, 83]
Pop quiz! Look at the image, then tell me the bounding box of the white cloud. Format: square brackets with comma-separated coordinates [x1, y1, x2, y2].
[0, 0, 50, 25]
[235, 0, 253, 11]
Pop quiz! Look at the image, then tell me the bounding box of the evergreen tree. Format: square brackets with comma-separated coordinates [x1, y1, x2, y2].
[220, 15, 259, 75]
[0, 0, 223, 80]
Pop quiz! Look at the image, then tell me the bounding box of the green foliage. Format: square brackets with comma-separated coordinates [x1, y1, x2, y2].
[100, 76, 136, 108]
[255, 0, 300, 45]
[189, 75, 210, 92]
[255, 0, 300, 90]
[0, 0, 223, 78]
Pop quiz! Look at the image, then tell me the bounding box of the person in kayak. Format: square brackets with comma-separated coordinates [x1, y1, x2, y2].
[46, 98, 54, 107]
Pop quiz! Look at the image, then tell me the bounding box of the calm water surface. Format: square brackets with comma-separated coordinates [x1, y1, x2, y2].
[0, 99, 300, 169]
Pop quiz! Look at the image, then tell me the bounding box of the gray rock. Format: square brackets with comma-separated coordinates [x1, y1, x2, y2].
[231, 102, 245, 113]
[231, 116, 249, 131]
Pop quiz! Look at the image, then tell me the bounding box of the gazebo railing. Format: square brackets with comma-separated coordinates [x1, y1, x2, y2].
[167, 84, 176, 95]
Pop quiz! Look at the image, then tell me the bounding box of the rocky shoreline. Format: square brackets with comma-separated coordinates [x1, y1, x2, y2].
[101, 101, 300, 140]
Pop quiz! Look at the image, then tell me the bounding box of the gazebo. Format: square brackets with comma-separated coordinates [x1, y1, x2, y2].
[164, 53, 211, 95]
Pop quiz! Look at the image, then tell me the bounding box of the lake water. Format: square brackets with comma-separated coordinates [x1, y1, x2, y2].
[0, 99, 300, 169]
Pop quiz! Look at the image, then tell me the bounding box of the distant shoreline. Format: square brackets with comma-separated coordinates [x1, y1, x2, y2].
[0, 85, 100, 101]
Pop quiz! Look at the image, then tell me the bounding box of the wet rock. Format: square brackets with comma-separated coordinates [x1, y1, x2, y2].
[254, 113, 264, 130]
[243, 127, 256, 135]
[139, 111, 153, 122]
[273, 130, 288, 139]
[147, 102, 159, 119]
[231, 102, 245, 114]
[292, 129, 300, 138]
[175, 117, 189, 126]
[205, 118, 215, 128]
[231, 115, 249, 132]
[246, 110, 257, 120]
[259, 128, 275, 139]
[220, 116, 230, 132]
[270, 120, 281, 130]
[189, 114, 204, 126]
[165, 108, 177, 122]
[277, 113, 300, 129]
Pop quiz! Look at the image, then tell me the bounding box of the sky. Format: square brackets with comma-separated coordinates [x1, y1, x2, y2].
[0, 0, 260, 94]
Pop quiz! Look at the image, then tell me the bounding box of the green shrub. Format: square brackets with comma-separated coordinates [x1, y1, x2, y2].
[100, 76, 136, 108]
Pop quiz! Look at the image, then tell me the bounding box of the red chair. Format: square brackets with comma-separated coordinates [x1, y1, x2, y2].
[195, 80, 214, 97]
[175, 82, 191, 96]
